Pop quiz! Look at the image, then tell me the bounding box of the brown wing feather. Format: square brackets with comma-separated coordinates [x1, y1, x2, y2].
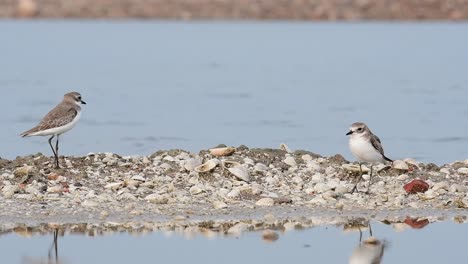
[370, 134, 384, 155]
[21, 103, 77, 136]
[370, 134, 393, 162]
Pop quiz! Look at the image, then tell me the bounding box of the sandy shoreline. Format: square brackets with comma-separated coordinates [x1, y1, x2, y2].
[1, 145, 468, 231]
[4, 0, 468, 20]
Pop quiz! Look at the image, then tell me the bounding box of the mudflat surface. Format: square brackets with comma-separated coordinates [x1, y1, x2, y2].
[1, 146, 468, 228]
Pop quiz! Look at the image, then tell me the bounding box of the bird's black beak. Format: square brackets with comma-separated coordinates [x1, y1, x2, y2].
[346, 130, 353, 135]
[81, 100, 86, 105]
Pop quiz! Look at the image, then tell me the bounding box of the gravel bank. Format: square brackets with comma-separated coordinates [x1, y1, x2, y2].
[1, 145, 468, 228]
[4, 0, 468, 20]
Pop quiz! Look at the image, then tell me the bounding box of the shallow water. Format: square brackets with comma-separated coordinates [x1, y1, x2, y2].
[1, 21, 467, 164]
[2, 220, 468, 264]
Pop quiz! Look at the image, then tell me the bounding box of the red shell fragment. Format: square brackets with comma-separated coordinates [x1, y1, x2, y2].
[404, 217, 430, 229]
[403, 179, 429, 194]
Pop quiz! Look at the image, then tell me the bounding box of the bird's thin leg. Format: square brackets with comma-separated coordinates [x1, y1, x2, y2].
[365, 164, 374, 193]
[48, 135, 58, 168]
[358, 226, 362, 243]
[54, 229, 58, 262]
[369, 222, 373, 237]
[48, 229, 58, 261]
[351, 162, 363, 193]
[54, 135, 60, 169]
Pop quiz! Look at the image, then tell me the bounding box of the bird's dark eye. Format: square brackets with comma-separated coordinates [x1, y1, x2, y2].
[357, 127, 363, 131]
[78, 97, 81, 100]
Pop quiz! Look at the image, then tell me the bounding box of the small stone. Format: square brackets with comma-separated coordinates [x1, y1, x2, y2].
[144, 194, 169, 204]
[226, 189, 240, 198]
[105, 182, 123, 190]
[46, 186, 63, 193]
[432, 182, 449, 191]
[47, 172, 60, 180]
[254, 163, 268, 172]
[301, 154, 313, 162]
[243, 158, 255, 166]
[255, 198, 274, 206]
[457, 167, 468, 175]
[82, 200, 99, 207]
[449, 184, 467, 193]
[440, 168, 450, 174]
[213, 200, 227, 209]
[120, 193, 137, 201]
[131, 175, 146, 181]
[314, 183, 331, 193]
[228, 165, 250, 182]
[142, 156, 151, 164]
[13, 166, 34, 178]
[183, 158, 202, 171]
[189, 185, 205, 195]
[397, 174, 409, 181]
[362, 174, 370, 181]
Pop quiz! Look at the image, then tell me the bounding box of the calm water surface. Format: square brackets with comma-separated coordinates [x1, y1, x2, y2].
[0, 21, 467, 164]
[1, 221, 467, 263]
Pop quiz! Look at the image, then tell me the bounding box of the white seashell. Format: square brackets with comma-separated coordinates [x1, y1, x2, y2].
[449, 184, 467, 193]
[342, 164, 370, 173]
[279, 143, 292, 153]
[131, 175, 146, 181]
[189, 185, 205, 195]
[209, 147, 236, 157]
[393, 160, 409, 170]
[104, 182, 123, 190]
[194, 159, 219, 173]
[397, 174, 409, 181]
[404, 158, 420, 168]
[432, 181, 449, 191]
[255, 198, 274, 206]
[301, 154, 313, 161]
[283, 156, 297, 167]
[222, 160, 241, 168]
[213, 200, 227, 209]
[183, 158, 202, 171]
[457, 167, 468, 175]
[254, 163, 268, 172]
[228, 165, 250, 182]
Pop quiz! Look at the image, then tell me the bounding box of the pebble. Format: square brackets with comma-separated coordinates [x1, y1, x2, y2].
[189, 185, 205, 195]
[432, 182, 449, 191]
[82, 200, 99, 207]
[449, 184, 467, 193]
[228, 165, 250, 182]
[254, 163, 269, 172]
[397, 174, 409, 181]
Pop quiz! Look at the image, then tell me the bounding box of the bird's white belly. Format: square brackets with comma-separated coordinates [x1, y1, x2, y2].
[349, 137, 384, 163]
[30, 111, 81, 136]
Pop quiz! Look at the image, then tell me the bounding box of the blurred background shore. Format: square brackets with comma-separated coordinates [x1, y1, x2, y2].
[3, 0, 468, 20]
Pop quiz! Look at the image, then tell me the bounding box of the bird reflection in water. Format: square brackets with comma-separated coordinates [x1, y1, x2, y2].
[22, 229, 63, 264]
[346, 221, 387, 264]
